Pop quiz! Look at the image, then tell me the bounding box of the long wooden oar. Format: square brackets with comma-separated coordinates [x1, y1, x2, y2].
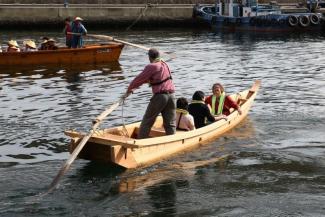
[47, 93, 128, 194]
[67, 32, 175, 58]
[88, 34, 150, 51]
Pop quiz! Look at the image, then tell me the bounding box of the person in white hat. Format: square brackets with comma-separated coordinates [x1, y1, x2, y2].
[7, 40, 20, 52]
[23, 40, 37, 52]
[71, 16, 87, 48]
[46, 38, 58, 50]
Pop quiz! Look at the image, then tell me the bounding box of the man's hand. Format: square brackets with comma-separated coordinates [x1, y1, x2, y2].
[237, 108, 242, 115]
[123, 89, 133, 100]
[214, 114, 227, 121]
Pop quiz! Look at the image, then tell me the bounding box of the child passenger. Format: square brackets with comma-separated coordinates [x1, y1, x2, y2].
[176, 97, 195, 131]
[189, 91, 226, 129]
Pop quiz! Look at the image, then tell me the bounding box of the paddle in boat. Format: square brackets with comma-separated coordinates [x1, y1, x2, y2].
[65, 80, 261, 169]
[0, 42, 124, 66]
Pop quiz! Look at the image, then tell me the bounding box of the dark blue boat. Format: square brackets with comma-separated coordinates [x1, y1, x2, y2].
[193, 1, 324, 32]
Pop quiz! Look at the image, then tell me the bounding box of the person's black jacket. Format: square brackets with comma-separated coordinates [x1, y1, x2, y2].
[188, 103, 215, 128]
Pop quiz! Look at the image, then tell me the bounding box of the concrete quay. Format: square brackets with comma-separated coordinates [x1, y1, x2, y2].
[0, 3, 212, 28]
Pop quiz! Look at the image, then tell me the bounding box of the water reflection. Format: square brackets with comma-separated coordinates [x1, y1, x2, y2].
[147, 180, 177, 216]
[0, 62, 122, 79]
[1, 29, 325, 216]
[116, 155, 230, 193]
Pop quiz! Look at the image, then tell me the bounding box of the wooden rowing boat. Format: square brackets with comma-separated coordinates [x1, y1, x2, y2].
[65, 80, 261, 169]
[0, 43, 124, 66]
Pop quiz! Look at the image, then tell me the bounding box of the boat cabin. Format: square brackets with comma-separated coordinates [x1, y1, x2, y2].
[214, 0, 281, 17]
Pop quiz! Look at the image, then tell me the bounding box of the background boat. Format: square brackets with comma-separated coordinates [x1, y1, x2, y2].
[0, 43, 124, 66]
[193, 1, 325, 32]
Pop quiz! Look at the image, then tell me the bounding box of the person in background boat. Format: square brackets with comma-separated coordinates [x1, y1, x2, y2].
[63, 17, 72, 48]
[126, 48, 176, 139]
[205, 83, 242, 116]
[38, 37, 49, 50]
[6, 40, 20, 52]
[22, 40, 37, 52]
[46, 38, 58, 50]
[71, 16, 87, 48]
[176, 97, 195, 131]
[189, 91, 226, 129]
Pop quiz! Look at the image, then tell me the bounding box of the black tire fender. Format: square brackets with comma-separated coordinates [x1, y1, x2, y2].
[288, 15, 298, 27]
[299, 15, 310, 27]
[310, 14, 320, 25]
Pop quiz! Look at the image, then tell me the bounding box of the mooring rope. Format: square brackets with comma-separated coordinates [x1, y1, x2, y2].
[125, 3, 149, 31]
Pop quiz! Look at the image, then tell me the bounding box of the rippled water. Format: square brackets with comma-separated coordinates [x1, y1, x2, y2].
[1, 29, 325, 216]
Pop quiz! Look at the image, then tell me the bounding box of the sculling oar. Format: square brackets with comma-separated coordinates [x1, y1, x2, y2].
[87, 34, 151, 51]
[67, 32, 175, 59]
[47, 93, 128, 194]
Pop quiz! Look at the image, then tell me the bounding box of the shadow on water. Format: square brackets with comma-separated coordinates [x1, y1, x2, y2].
[76, 161, 126, 180]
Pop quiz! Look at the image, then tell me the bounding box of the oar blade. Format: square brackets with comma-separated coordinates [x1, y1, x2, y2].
[46, 94, 127, 194]
[47, 133, 93, 193]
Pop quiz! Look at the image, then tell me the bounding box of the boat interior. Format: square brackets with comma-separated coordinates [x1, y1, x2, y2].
[100, 88, 254, 140]
[65, 81, 260, 143]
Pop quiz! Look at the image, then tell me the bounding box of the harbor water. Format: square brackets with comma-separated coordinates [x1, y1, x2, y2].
[0, 29, 325, 216]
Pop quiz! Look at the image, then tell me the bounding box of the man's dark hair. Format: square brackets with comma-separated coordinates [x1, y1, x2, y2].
[148, 48, 160, 59]
[65, 17, 71, 22]
[177, 97, 189, 110]
[192, 91, 205, 101]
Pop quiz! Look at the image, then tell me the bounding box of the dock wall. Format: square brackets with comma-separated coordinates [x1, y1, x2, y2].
[0, 0, 305, 28]
[0, 1, 215, 28]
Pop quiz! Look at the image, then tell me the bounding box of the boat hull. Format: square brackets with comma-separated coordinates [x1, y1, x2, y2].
[194, 5, 325, 32]
[66, 81, 261, 169]
[0, 43, 124, 66]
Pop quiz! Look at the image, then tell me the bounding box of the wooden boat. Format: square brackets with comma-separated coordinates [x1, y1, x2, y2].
[0, 43, 124, 66]
[65, 80, 261, 169]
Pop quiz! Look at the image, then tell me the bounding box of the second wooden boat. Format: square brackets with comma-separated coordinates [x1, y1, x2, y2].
[0, 43, 124, 66]
[65, 80, 261, 169]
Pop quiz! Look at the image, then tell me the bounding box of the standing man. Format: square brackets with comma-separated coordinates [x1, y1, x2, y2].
[63, 17, 72, 48]
[71, 17, 87, 48]
[127, 48, 176, 139]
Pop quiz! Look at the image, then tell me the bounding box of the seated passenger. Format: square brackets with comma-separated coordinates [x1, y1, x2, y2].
[47, 38, 58, 50]
[176, 97, 195, 131]
[6, 40, 20, 52]
[23, 40, 37, 52]
[38, 39, 49, 50]
[189, 91, 226, 129]
[205, 83, 242, 116]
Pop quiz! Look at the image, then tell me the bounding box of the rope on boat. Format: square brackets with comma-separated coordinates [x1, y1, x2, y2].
[121, 98, 130, 138]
